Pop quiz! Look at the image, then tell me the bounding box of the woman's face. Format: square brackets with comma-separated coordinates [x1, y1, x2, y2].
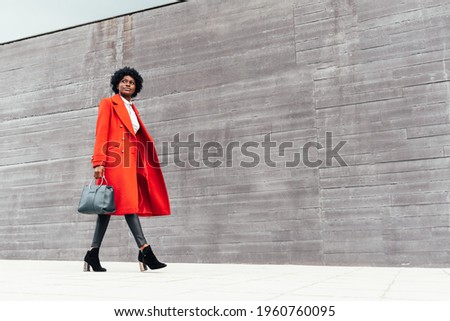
[117, 75, 136, 99]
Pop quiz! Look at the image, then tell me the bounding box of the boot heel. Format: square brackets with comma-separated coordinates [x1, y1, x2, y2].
[139, 261, 148, 272]
[83, 261, 91, 272]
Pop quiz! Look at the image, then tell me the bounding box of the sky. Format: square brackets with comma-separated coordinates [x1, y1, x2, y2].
[0, 0, 178, 43]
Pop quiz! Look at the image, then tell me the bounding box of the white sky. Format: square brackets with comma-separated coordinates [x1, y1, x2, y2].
[0, 0, 178, 43]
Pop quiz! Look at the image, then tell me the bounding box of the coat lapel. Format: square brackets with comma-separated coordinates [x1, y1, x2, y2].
[111, 94, 136, 137]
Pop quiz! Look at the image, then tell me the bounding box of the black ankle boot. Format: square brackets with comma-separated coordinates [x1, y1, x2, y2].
[138, 245, 167, 271]
[83, 248, 107, 272]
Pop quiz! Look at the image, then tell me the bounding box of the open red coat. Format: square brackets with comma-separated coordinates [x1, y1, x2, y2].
[91, 94, 171, 216]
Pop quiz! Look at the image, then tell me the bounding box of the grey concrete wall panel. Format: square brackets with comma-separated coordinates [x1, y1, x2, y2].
[0, 0, 449, 266]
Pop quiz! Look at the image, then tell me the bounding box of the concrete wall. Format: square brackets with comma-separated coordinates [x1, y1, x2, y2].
[1, 0, 449, 267]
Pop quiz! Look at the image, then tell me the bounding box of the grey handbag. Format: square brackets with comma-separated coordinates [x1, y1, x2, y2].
[78, 177, 116, 214]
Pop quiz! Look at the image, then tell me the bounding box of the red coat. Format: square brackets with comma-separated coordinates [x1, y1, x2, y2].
[91, 94, 171, 217]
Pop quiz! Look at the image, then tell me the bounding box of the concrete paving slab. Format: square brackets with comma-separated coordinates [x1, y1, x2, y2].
[0, 260, 449, 301]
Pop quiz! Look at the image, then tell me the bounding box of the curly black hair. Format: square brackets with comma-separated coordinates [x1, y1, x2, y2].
[110, 67, 143, 98]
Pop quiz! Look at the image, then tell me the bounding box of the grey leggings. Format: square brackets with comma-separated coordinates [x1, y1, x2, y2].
[91, 214, 148, 248]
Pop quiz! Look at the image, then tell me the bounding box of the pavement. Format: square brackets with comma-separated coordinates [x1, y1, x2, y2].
[1, 259, 450, 301]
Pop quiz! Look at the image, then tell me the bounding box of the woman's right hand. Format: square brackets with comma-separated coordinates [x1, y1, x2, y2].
[94, 165, 106, 179]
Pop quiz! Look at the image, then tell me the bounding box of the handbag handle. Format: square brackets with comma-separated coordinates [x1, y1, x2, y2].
[88, 177, 109, 190]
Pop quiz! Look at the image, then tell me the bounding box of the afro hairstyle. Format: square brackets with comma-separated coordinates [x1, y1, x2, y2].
[110, 67, 143, 98]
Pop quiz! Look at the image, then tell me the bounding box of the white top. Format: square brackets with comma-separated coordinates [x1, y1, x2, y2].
[120, 95, 140, 134]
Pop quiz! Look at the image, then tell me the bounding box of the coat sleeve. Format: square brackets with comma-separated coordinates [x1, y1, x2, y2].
[91, 98, 112, 168]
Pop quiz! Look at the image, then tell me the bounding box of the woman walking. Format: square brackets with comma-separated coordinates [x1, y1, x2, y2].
[84, 67, 171, 272]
